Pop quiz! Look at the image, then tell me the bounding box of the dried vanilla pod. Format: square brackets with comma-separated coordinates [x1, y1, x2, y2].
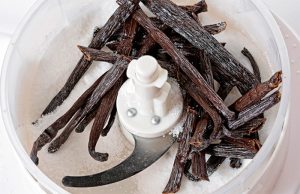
[163, 109, 197, 193]
[40, 0, 140, 116]
[233, 71, 282, 112]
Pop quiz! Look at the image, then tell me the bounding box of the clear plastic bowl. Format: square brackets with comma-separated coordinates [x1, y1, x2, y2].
[0, 0, 290, 193]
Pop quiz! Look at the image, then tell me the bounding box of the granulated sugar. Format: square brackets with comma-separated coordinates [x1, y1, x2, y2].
[17, 0, 279, 193]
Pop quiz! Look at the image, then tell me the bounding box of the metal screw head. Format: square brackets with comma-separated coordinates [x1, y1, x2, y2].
[127, 108, 137, 117]
[151, 116, 161, 125]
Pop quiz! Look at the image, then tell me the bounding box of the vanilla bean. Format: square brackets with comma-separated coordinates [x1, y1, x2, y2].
[180, 0, 207, 14]
[78, 46, 181, 78]
[223, 118, 265, 138]
[203, 22, 227, 35]
[75, 108, 98, 133]
[93, 27, 101, 38]
[233, 71, 282, 112]
[88, 80, 122, 162]
[163, 158, 184, 194]
[203, 82, 232, 175]
[133, 9, 235, 120]
[230, 158, 242, 168]
[116, 18, 138, 55]
[196, 49, 219, 141]
[191, 12, 202, 24]
[217, 83, 233, 100]
[78, 46, 121, 62]
[191, 151, 209, 181]
[184, 160, 199, 181]
[47, 59, 128, 154]
[230, 157, 242, 170]
[189, 117, 208, 148]
[106, 41, 119, 51]
[141, 0, 258, 92]
[211, 64, 236, 88]
[40, 0, 139, 116]
[222, 137, 261, 153]
[77, 58, 129, 126]
[149, 19, 226, 36]
[163, 109, 197, 193]
[136, 22, 226, 58]
[136, 34, 157, 57]
[237, 118, 266, 132]
[244, 49, 263, 141]
[206, 156, 226, 176]
[136, 18, 170, 57]
[199, 51, 214, 90]
[207, 143, 257, 159]
[184, 151, 208, 182]
[92, 18, 137, 140]
[180, 73, 222, 140]
[242, 48, 261, 82]
[47, 109, 91, 153]
[229, 91, 281, 129]
[101, 105, 117, 137]
[30, 74, 105, 165]
[207, 147, 256, 159]
[89, 0, 138, 49]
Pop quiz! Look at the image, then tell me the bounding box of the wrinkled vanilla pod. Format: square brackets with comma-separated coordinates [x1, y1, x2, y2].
[184, 160, 199, 182]
[198, 51, 214, 90]
[222, 137, 261, 153]
[74, 108, 98, 133]
[141, 0, 258, 92]
[78, 45, 121, 62]
[116, 18, 138, 55]
[206, 156, 226, 176]
[180, 73, 222, 140]
[223, 118, 266, 139]
[189, 117, 209, 147]
[133, 8, 235, 121]
[40, 0, 139, 116]
[136, 21, 227, 58]
[88, 80, 123, 162]
[206, 143, 258, 159]
[75, 58, 129, 126]
[229, 91, 281, 129]
[180, 0, 207, 14]
[230, 158, 242, 168]
[242, 47, 261, 82]
[203, 22, 227, 35]
[47, 109, 97, 153]
[101, 105, 117, 137]
[191, 151, 209, 181]
[30, 74, 106, 165]
[163, 109, 197, 193]
[233, 71, 282, 112]
[217, 83, 233, 101]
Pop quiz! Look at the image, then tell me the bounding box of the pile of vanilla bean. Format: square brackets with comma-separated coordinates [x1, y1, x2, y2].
[30, 0, 282, 193]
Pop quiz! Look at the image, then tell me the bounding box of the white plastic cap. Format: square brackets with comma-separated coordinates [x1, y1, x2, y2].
[117, 56, 183, 138]
[135, 56, 159, 84]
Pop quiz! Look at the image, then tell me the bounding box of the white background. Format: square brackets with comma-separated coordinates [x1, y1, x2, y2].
[0, 0, 299, 193]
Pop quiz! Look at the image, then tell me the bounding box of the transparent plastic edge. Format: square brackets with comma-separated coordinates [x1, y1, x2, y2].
[0, 0, 70, 193]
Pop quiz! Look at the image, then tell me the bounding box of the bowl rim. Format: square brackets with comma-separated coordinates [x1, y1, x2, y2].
[0, 0, 70, 193]
[0, 0, 291, 194]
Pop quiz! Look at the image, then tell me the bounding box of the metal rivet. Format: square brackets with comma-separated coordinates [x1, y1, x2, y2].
[151, 116, 161, 125]
[127, 108, 137, 117]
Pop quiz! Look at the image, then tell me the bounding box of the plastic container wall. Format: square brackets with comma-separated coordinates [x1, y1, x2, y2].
[0, 0, 290, 193]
